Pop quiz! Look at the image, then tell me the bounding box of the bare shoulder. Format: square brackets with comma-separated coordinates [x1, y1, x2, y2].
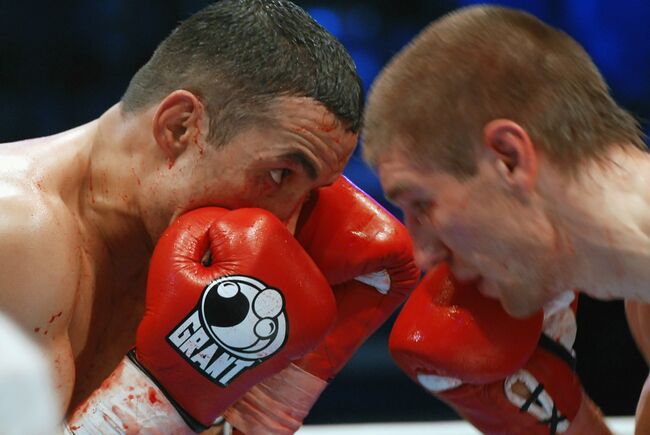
[0, 184, 82, 408]
[0, 185, 81, 335]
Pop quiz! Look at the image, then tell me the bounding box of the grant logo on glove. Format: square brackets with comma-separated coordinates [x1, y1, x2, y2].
[167, 275, 288, 387]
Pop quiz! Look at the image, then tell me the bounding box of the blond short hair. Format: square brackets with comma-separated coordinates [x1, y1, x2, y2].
[363, 5, 645, 177]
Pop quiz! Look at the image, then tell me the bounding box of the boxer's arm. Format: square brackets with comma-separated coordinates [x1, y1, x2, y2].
[565, 393, 609, 435]
[624, 300, 650, 434]
[634, 375, 650, 435]
[625, 300, 650, 365]
[0, 197, 78, 413]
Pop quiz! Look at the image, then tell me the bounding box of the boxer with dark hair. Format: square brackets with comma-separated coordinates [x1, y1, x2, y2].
[363, 5, 647, 433]
[0, 1, 419, 433]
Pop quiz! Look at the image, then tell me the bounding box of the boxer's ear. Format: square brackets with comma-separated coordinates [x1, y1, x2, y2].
[153, 90, 206, 162]
[483, 119, 538, 193]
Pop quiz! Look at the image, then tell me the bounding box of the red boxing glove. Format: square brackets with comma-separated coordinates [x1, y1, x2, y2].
[434, 347, 582, 435]
[133, 207, 336, 431]
[390, 264, 543, 385]
[224, 176, 420, 434]
[390, 264, 589, 435]
[293, 176, 419, 378]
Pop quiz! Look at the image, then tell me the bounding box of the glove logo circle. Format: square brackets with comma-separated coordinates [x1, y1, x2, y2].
[201, 276, 288, 360]
[167, 275, 289, 387]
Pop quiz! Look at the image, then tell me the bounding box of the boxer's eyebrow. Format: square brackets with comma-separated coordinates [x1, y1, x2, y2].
[384, 183, 413, 205]
[279, 151, 318, 180]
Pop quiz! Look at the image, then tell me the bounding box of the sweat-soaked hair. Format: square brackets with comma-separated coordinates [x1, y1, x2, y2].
[363, 5, 645, 177]
[121, 0, 363, 145]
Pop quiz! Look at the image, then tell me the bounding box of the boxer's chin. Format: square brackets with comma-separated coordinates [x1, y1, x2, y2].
[169, 205, 193, 224]
[169, 204, 214, 226]
[501, 295, 544, 320]
[448, 258, 480, 283]
[479, 280, 540, 319]
[542, 290, 576, 316]
[476, 278, 499, 299]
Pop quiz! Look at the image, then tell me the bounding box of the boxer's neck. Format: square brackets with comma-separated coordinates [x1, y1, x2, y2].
[541, 146, 650, 303]
[79, 103, 157, 272]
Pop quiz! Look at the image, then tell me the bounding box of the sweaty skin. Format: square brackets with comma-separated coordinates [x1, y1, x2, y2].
[0, 95, 357, 424]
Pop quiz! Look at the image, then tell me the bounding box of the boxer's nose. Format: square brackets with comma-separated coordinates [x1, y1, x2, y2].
[413, 239, 450, 272]
[282, 194, 308, 235]
[404, 212, 450, 271]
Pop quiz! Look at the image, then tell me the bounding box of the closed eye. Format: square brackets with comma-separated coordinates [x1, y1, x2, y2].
[409, 200, 434, 222]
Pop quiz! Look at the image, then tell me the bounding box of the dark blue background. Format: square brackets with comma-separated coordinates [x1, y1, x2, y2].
[1, 0, 647, 423]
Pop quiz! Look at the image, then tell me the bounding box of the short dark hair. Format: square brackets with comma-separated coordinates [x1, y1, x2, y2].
[121, 0, 363, 144]
[364, 5, 645, 177]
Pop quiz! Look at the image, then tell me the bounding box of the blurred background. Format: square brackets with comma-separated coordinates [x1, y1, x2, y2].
[1, 0, 649, 425]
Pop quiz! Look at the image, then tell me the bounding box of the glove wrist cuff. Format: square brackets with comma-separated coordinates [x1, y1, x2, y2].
[126, 349, 211, 433]
[538, 334, 577, 370]
[66, 354, 199, 434]
[224, 362, 328, 434]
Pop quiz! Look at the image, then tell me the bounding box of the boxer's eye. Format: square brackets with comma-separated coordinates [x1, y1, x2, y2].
[411, 200, 431, 215]
[269, 169, 290, 185]
[408, 200, 434, 225]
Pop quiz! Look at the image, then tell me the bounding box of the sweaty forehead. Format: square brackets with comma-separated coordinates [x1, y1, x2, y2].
[376, 146, 433, 174]
[376, 151, 446, 197]
[270, 96, 357, 153]
[269, 96, 336, 124]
